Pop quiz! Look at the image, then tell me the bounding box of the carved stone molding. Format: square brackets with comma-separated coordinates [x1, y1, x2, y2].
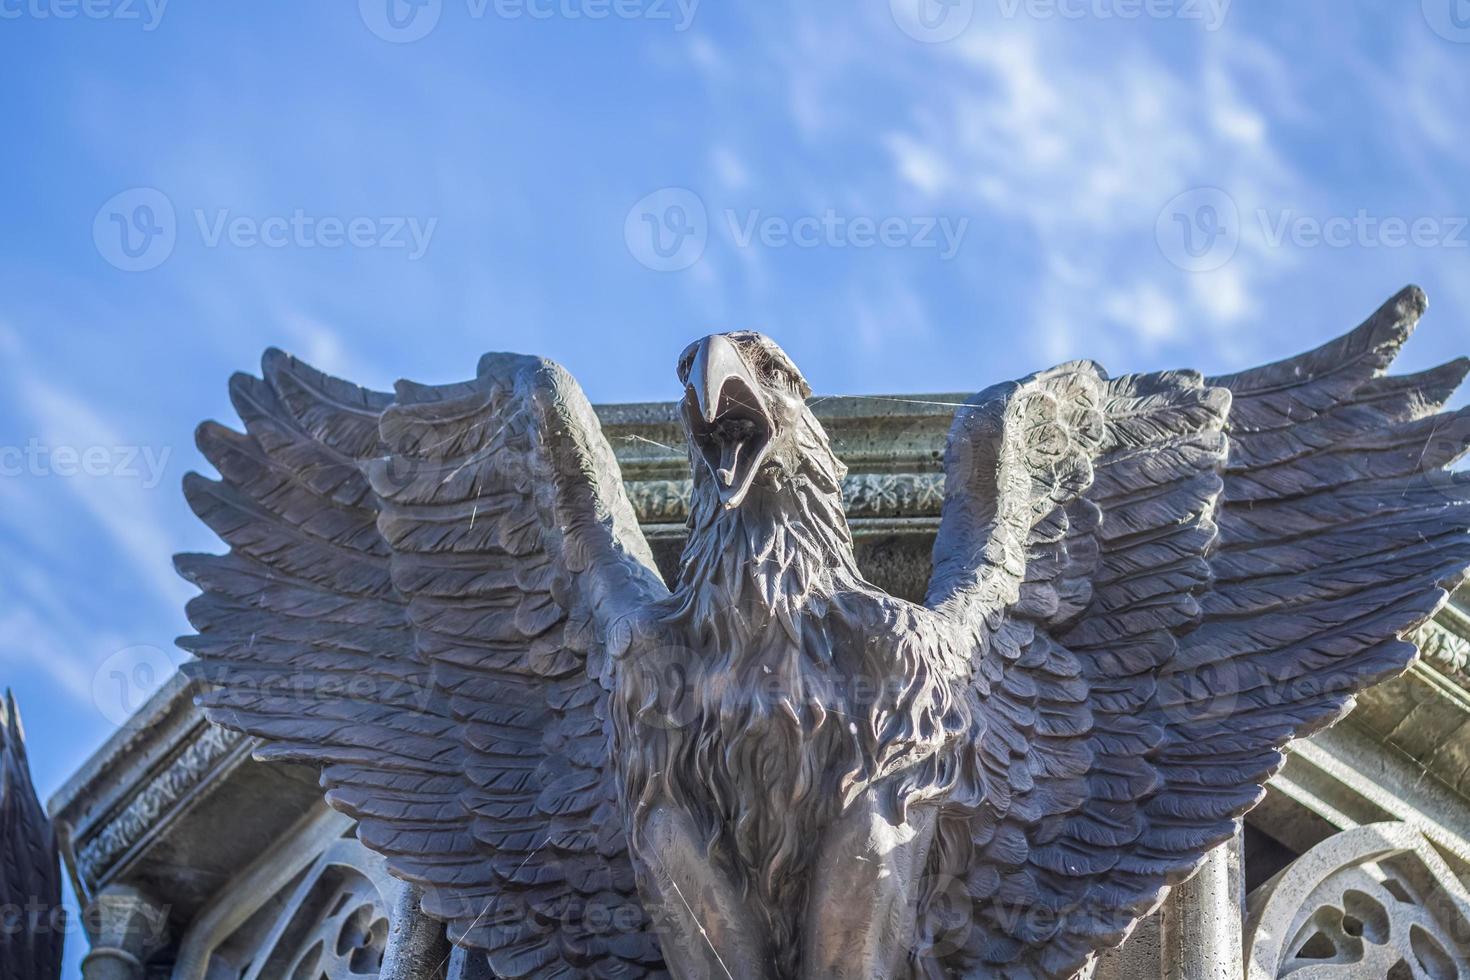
[621, 471, 946, 525]
[1245, 822, 1470, 979]
[1416, 605, 1470, 682]
[622, 478, 693, 523]
[73, 723, 245, 889]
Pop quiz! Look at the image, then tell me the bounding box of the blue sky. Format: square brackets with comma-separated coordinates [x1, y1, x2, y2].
[2, 0, 1468, 969]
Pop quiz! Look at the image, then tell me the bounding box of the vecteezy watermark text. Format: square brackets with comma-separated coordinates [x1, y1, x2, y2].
[93, 188, 438, 271]
[996, 0, 1230, 29]
[0, 440, 170, 488]
[625, 188, 970, 272]
[194, 209, 437, 259]
[891, 0, 1227, 42]
[0, 0, 167, 29]
[359, 0, 698, 43]
[725, 210, 969, 259]
[1156, 188, 1469, 272]
[1257, 209, 1470, 250]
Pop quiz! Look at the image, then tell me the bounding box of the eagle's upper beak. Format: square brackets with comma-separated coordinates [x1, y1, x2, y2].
[684, 335, 775, 510]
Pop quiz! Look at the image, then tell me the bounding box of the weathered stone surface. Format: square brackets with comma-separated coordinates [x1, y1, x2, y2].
[48, 287, 1470, 980]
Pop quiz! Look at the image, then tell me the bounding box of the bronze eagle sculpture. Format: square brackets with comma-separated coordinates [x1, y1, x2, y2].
[179, 285, 1470, 979]
[0, 692, 63, 980]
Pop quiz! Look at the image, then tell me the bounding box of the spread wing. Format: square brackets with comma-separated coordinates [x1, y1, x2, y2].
[918, 285, 1470, 979]
[177, 349, 670, 978]
[0, 692, 62, 980]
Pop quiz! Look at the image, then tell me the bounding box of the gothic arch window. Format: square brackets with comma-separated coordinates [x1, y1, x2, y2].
[1246, 822, 1470, 979]
[172, 809, 398, 980]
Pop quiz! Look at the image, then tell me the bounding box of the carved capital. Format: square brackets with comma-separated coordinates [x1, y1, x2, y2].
[79, 885, 170, 980]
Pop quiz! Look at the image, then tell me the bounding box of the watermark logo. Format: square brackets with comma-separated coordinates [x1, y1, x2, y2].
[93, 644, 180, 729]
[996, 0, 1231, 29]
[1156, 187, 1239, 272]
[359, 0, 442, 42]
[626, 188, 971, 271]
[93, 187, 176, 272]
[0, 0, 168, 29]
[625, 187, 708, 272]
[1423, 0, 1470, 43]
[93, 189, 439, 271]
[890, 0, 975, 42]
[1159, 187, 1469, 270]
[360, 0, 698, 42]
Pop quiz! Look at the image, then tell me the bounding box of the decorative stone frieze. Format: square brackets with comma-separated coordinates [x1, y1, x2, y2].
[73, 724, 244, 889]
[1416, 604, 1470, 681]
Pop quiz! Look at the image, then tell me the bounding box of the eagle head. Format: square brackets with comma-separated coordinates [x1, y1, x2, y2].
[677, 331, 846, 510]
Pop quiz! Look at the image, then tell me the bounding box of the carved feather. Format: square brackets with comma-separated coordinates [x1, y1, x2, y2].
[178, 349, 670, 978]
[919, 286, 1470, 980]
[178, 288, 1469, 980]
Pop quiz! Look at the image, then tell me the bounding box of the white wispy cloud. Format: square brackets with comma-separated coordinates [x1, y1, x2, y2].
[713, 8, 1332, 368]
[0, 325, 188, 615]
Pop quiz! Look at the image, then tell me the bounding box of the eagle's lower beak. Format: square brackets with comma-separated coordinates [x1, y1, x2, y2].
[684, 335, 774, 510]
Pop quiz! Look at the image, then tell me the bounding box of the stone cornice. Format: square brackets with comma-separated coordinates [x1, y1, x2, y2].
[71, 724, 246, 893]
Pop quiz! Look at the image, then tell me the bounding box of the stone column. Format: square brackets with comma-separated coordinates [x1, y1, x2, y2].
[1159, 832, 1244, 980]
[379, 881, 454, 980]
[1093, 832, 1244, 980]
[79, 885, 170, 980]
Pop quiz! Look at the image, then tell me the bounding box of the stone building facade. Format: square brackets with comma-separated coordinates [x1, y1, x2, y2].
[49, 393, 1470, 979]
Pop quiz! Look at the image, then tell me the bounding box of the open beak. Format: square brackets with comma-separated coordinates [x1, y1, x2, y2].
[684, 335, 774, 509]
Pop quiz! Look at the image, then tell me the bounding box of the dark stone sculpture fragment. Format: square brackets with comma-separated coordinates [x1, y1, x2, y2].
[0, 692, 63, 980]
[177, 285, 1470, 978]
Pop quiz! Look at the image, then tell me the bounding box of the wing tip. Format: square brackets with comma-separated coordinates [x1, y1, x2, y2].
[180, 468, 221, 502]
[474, 349, 544, 377]
[172, 551, 218, 584]
[194, 418, 241, 456]
[260, 345, 290, 375]
[1, 689, 17, 745]
[1359, 283, 1427, 352]
[1399, 283, 1429, 319]
[261, 345, 314, 392]
[1441, 357, 1470, 401]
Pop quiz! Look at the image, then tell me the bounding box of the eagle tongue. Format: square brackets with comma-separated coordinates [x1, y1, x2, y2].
[718, 439, 743, 487]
